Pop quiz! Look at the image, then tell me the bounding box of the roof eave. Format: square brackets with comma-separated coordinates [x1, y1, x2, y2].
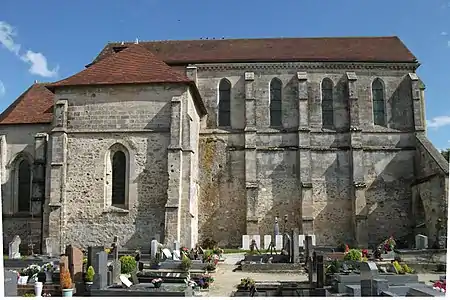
[187, 82, 207, 117]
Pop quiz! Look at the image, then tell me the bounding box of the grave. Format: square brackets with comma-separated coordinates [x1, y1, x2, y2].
[415, 234, 428, 250]
[8, 235, 21, 259]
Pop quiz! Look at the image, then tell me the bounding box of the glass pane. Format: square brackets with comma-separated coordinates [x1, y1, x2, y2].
[373, 100, 385, 112]
[270, 100, 282, 111]
[219, 112, 230, 127]
[374, 113, 385, 125]
[219, 99, 230, 111]
[18, 160, 31, 212]
[323, 111, 334, 126]
[270, 111, 282, 127]
[322, 89, 333, 101]
[322, 100, 333, 110]
[112, 151, 126, 205]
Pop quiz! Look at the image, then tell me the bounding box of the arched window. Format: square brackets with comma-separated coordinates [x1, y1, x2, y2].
[105, 144, 129, 208]
[218, 79, 231, 127]
[270, 78, 282, 127]
[372, 78, 385, 126]
[321, 78, 334, 127]
[17, 159, 31, 212]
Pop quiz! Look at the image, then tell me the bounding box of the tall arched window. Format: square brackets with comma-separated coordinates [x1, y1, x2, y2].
[218, 79, 231, 127]
[105, 144, 129, 208]
[17, 159, 31, 212]
[321, 78, 334, 127]
[372, 78, 386, 126]
[270, 78, 282, 127]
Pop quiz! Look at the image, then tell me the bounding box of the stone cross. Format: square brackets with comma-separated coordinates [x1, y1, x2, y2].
[111, 236, 122, 284]
[150, 239, 159, 259]
[8, 235, 21, 259]
[44, 237, 53, 257]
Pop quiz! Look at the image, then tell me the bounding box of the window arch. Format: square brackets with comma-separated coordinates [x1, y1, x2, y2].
[17, 159, 32, 212]
[372, 78, 386, 126]
[270, 78, 282, 127]
[321, 78, 334, 127]
[218, 79, 231, 127]
[105, 144, 129, 208]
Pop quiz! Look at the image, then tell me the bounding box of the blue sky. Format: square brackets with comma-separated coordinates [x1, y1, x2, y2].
[0, 0, 449, 149]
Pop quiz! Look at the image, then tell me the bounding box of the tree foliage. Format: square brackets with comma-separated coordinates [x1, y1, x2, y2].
[441, 148, 450, 162]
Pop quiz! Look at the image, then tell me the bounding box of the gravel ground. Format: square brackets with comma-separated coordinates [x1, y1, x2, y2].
[204, 254, 444, 297]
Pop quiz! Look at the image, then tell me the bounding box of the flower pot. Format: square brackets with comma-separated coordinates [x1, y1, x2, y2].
[62, 288, 74, 297]
[45, 272, 53, 284]
[18, 276, 29, 285]
[85, 282, 93, 294]
[34, 281, 43, 297]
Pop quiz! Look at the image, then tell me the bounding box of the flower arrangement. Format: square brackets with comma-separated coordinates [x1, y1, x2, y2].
[22, 264, 41, 277]
[344, 249, 362, 261]
[151, 278, 163, 288]
[213, 247, 224, 256]
[361, 249, 369, 258]
[433, 280, 446, 293]
[104, 248, 111, 254]
[198, 274, 214, 289]
[383, 236, 396, 252]
[42, 263, 55, 273]
[240, 277, 255, 290]
[42, 293, 52, 297]
[60, 268, 73, 290]
[85, 266, 95, 283]
[119, 255, 137, 274]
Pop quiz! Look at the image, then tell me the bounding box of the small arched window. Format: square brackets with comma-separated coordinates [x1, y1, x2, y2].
[105, 144, 129, 208]
[270, 78, 283, 127]
[372, 78, 385, 126]
[218, 79, 231, 127]
[321, 78, 334, 127]
[17, 159, 31, 212]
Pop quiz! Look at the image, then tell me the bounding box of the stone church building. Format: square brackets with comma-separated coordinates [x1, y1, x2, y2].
[0, 36, 448, 253]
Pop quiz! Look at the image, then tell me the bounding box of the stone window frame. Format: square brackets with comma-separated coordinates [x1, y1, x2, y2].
[217, 78, 232, 128]
[104, 143, 133, 212]
[371, 78, 387, 127]
[321, 77, 335, 129]
[8, 151, 33, 216]
[269, 77, 283, 128]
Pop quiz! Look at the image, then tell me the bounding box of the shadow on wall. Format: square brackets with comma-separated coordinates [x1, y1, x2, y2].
[388, 77, 414, 132]
[364, 139, 416, 249]
[197, 137, 247, 248]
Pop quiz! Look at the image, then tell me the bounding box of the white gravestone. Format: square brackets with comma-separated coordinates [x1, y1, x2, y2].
[242, 235, 250, 250]
[264, 235, 272, 249]
[275, 235, 283, 250]
[8, 235, 21, 259]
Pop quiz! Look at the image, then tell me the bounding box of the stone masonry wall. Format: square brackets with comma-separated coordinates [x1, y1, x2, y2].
[196, 63, 419, 247]
[51, 84, 187, 250]
[0, 124, 50, 253]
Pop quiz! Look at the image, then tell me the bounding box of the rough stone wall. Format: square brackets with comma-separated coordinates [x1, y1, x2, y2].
[413, 134, 449, 243]
[51, 84, 187, 250]
[195, 63, 420, 247]
[0, 124, 50, 253]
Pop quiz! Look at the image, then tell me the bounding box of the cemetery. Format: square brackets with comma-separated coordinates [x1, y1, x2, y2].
[2, 229, 448, 297]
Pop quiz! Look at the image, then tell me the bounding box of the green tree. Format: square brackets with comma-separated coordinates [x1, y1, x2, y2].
[441, 148, 450, 162]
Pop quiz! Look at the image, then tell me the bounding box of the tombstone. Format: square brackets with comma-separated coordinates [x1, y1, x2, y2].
[150, 240, 159, 258]
[4, 270, 18, 296]
[304, 235, 313, 261]
[173, 250, 181, 260]
[415, 234, 428, 250]
[66, 245, 84, 282]
[298, 234, 305, 247]
[111, 237, 122, 284]
[8, 235, 21, 259]
[93, 251, 108, 290]
[88, 246, 105, 268]
[316, 254, 325, 288]
[242, 235, 250, 250]
[173, 240, 180, 252]
[264, 235, 272, 249]
[360, 261, 379, 280]
[162, 248, 172, 259]
[291, 229, 300, 263]
[44, 237, 54, 257]
[130, 269, 139, 285]
[275, 235, 283, 250]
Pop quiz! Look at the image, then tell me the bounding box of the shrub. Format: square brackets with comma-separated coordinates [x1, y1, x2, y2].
[326, 259, 341, 274]
[119, 255, 136, 274]
[181, 256, 192, 271]
[85, 266, 95, 282]
[344, 249, 362, 261]
[60, 268, 73, 290]
[23, 293, 35, 297]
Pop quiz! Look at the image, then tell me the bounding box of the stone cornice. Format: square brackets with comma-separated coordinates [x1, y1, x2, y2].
[195, 62, 417, 71]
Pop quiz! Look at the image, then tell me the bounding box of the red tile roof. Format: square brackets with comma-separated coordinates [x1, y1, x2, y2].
[91, 36, 418, 66]
[0, 83, 54, 125]
[49, 44, 191, 88]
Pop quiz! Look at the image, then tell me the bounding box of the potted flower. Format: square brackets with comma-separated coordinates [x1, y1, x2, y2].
[42, 263, 55, 283]
[198, 274, 214, 289]
[85, 266, 95, 291]
[60, 267, 74, 297]
[151, 278, 163, 288]
[119, 255, 137, 275]
[180, 256, 192, 271]
[21, 264, 41, 284]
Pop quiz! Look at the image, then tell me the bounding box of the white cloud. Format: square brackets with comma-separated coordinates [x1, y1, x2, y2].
[427, 115, 450, 128]
[0, 80, 5, 97]
[0, 21, 58, 78]
[441, 31, 448, 36]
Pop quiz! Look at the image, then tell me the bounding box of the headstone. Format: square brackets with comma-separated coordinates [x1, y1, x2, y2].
[316, 254, 324, 288]
[66, 245, 84, 282]
[250, 235, 261, 249]
[88, 246, 104, 268]
[130, 269, 139, 285]
[120, 275, 133, 288]
[173, 240, 180, 252]
[275, 235, 283, 250]
[162, 248, 172, 259]
[44, 237, 54, 257]
[415, 234, 428, 249]
[4, 270, 18, 296]
[298, 234, 305, 247]
[304, 235, 313, 261]
[93, 251, 108, 290]
[111, 260, 122, 284]
[173, 250, 181, 260]
[8, 235, 21, 259]
[264, 235, 272, 249]
[360, 261, 379, 280]
[150, 240, 159, 258]
[291, 229, 300, 263]
[242, 235, 250, 250]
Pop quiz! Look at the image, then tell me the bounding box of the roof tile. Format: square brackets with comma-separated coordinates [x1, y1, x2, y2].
[0, 83, 54, 125]
[50, 44, 191, 88]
